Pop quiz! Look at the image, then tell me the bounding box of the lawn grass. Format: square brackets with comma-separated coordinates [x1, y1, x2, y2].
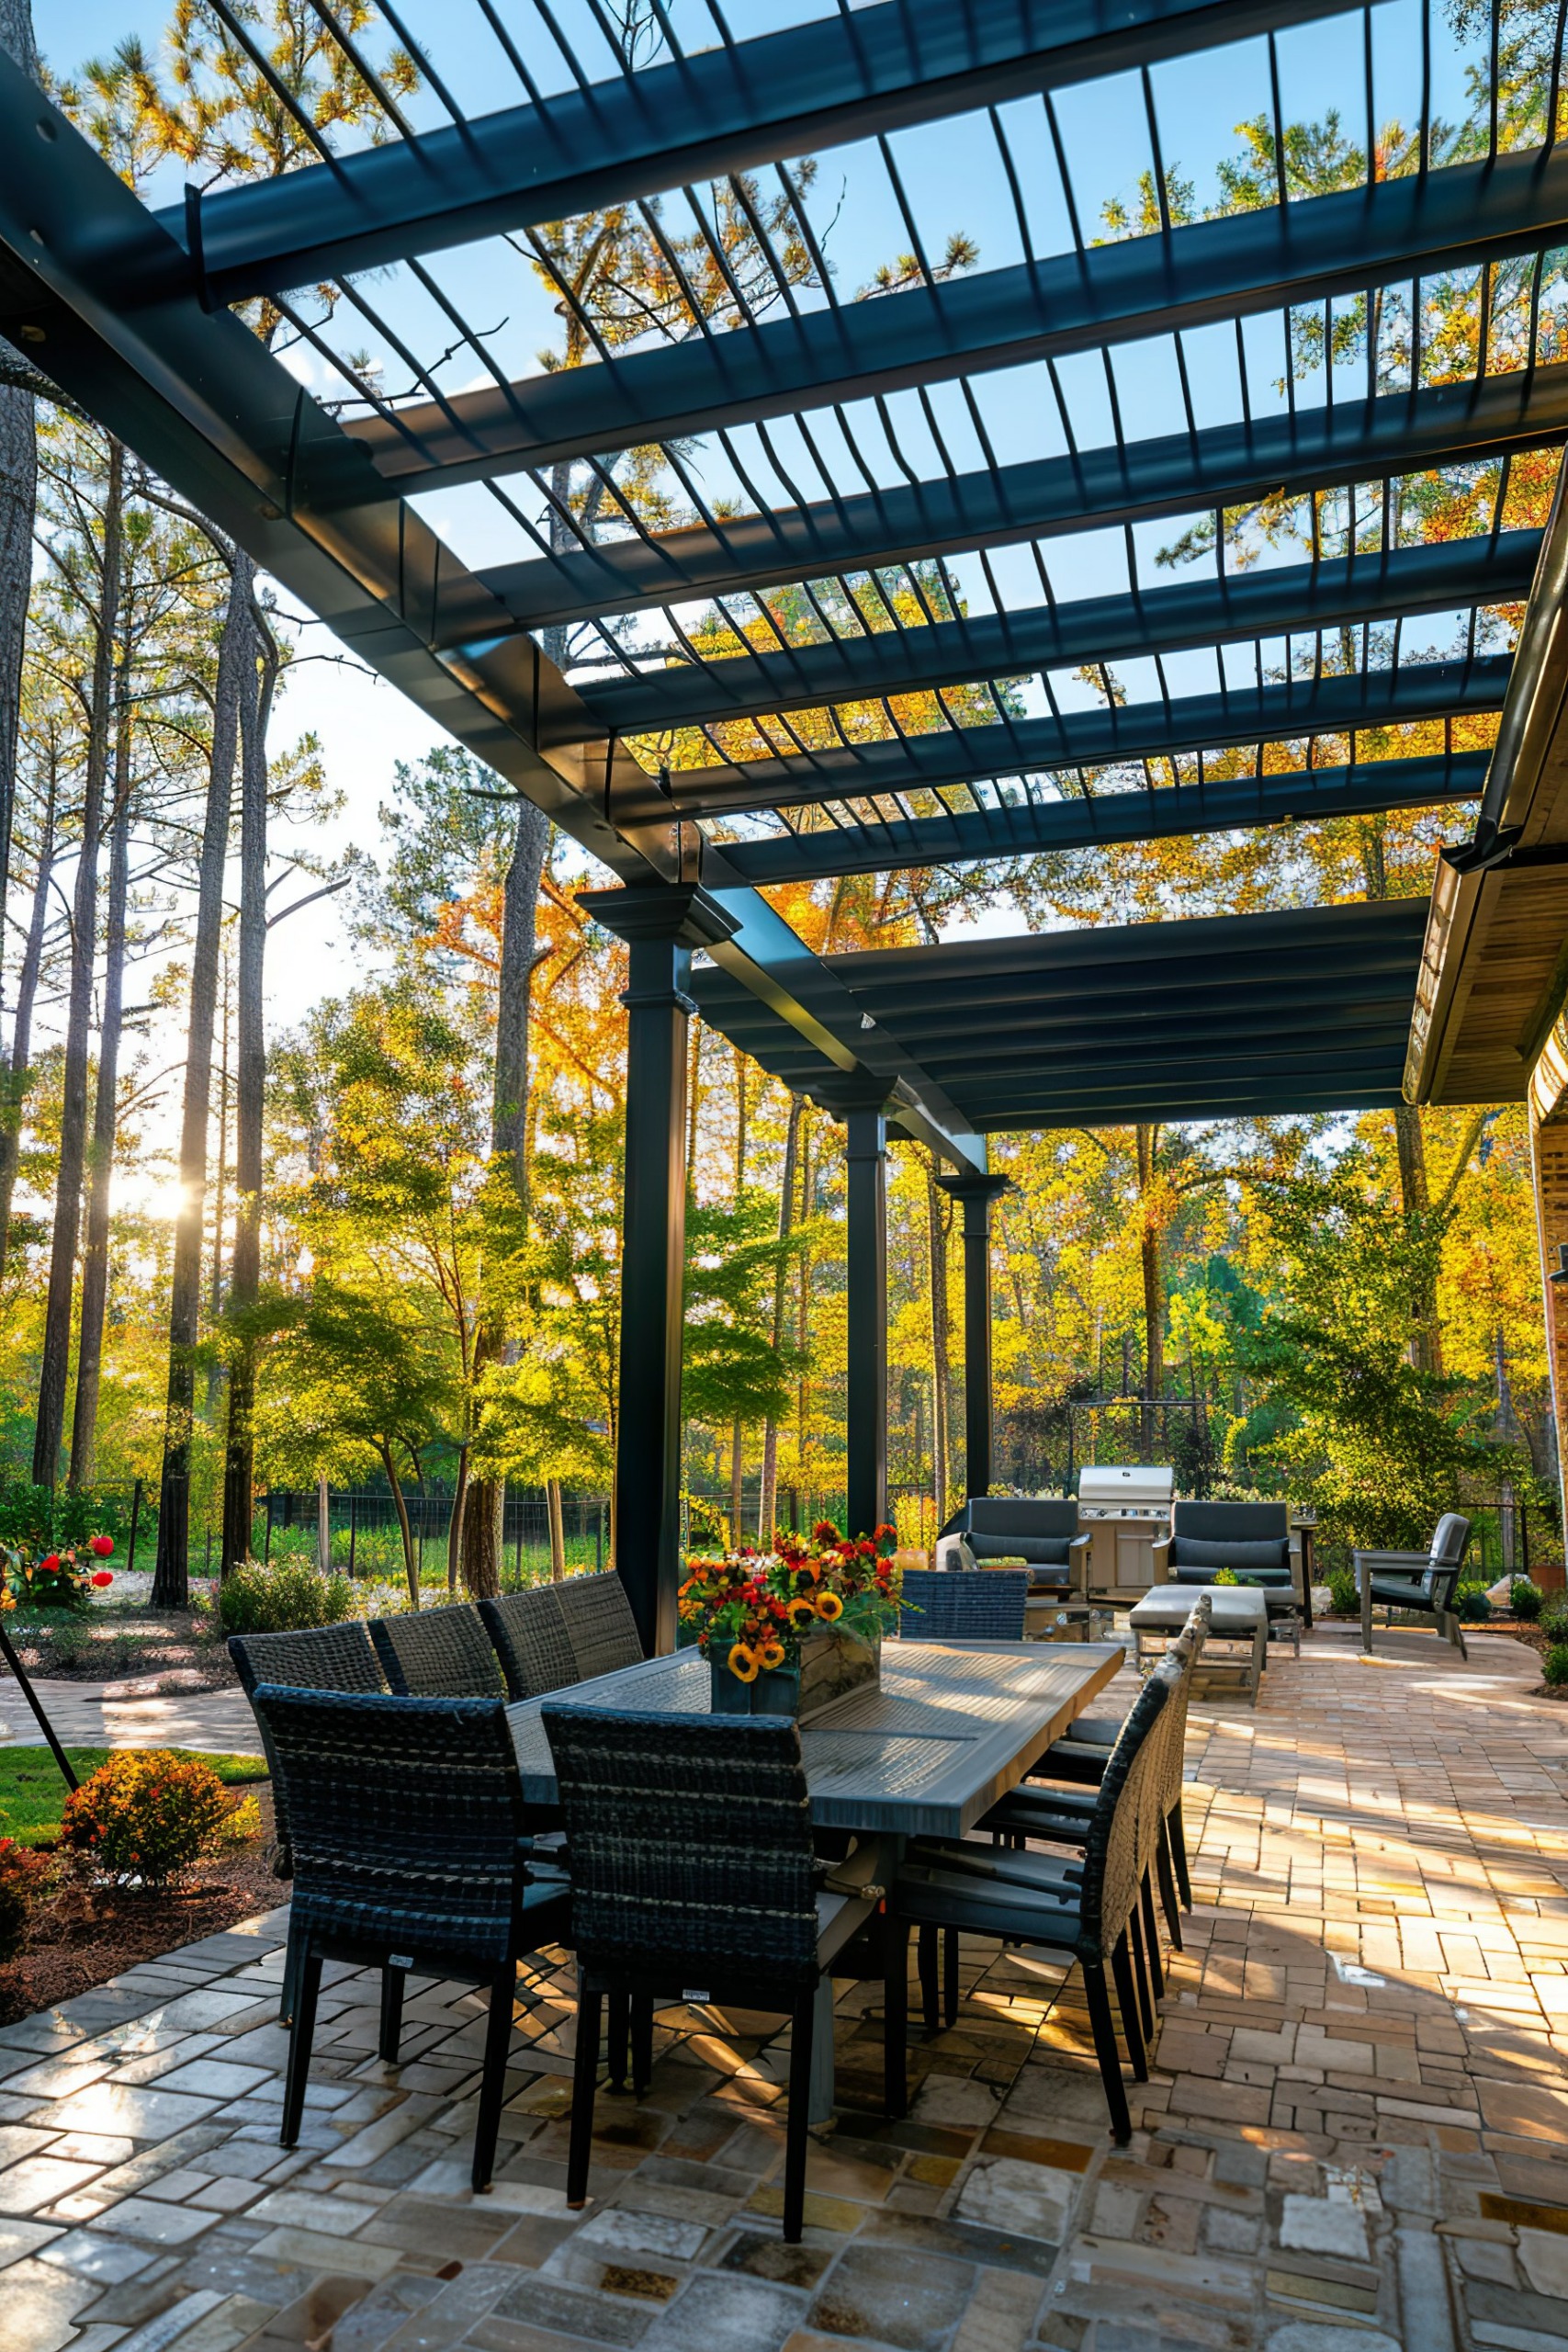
[0, 1747, 269, 1848]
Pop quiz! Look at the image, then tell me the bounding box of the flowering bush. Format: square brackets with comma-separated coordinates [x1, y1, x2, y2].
[61, 1750, 255, 1890]
[0, 1537, 113, 1617]
[680, 1521, 901, 1683]
[0, 1838, 52, 1964]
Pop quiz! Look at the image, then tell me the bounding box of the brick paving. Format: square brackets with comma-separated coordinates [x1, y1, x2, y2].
[4, 1624, 1568, 2352]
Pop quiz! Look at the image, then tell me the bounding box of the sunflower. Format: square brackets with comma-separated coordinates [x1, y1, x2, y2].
[786, 1597, 817, 1629]
[728, 1643, 760, 1682]
[816, 1590, 844, 1622]
[757, 1640, 787, 1671]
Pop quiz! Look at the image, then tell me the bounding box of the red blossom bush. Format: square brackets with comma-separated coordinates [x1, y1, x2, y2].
[0, 1838, 53, 1964]
[61, 1751, 251, 1891]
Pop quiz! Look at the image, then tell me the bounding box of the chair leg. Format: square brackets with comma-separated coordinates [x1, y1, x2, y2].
[784, 1988, 816, 2245]
[1082, 1959, 1132, 2143]
[943, 1926, 960, 2029]
[1140, 1875, 1166, 2003]
[918, 1924, 939, 2032]
[471, 1966, 515, 2194]
[630, 1995, 654, 2099]
[1156, 1823, 1184, 1952]
[1111, 1930, 1149, 2081]
[378, 1964, 406, 2065]
[280, 1947, 322, 2149]
[278, 1917, 303, 2028]
[1168, 1802, 1192, 1911]
[605, 1990, 629, 2094]
[883, 1911, 908, 2121]
[1126, 1903, 1156, 2041]
[567, 1981, 603, 2211]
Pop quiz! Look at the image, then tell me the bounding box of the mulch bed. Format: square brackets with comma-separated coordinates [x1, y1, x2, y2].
[0, 1787, 280, 2025]
[11, 1607, 240, 1692]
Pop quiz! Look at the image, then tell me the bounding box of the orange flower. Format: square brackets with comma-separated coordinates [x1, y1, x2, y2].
[816, 1591, 844, 1623]
[786, 1598, 816, 1629]
[727, 1643, 760, 1683]
[757, 1640, 786, 1671]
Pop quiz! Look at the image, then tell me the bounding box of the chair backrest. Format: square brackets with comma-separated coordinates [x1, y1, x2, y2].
[556, 1571, 644, 1681]
[965, 1498, 1079, 1541]
[251, 1686, 525, 1966]
[542, 1704, 821, 1990]
[1429, 1513, 1472, 1571]
[1171, 1501, 1288, 1544]
[479, 1587, 580, 1700]
[1077, 1667, 1174, 1959]
[898, 1567, 1029, 1641]
[369, 1602, 504, 1698]
[227, 1620, 385, 1700]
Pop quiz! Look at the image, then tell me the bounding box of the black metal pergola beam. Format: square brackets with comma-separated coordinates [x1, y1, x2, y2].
[714, 751, 1489, 884]
[479, 368, 1568, 642]
[650, 658, 1509, 821]
[345, 153, 1568, 495]
[154, 0, 1349, 309]
[574, 536, 1540, 739]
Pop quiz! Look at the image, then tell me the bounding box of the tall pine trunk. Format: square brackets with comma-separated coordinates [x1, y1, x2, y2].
[461, 797, 549, 1601]
[1135, 1124, 1166, 1451]
[759, 1093, 802, 1543]
[0, 739, 55, 1274]
[378, 1440, 418, 1608]
[220, 623, 275, 1570]
[68, 685, 132, 1489]
[152, 551, 253, 1604]
[33, 438, 122, 1487]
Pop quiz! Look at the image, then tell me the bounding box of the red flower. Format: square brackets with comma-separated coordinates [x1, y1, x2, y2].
[91, 1572, 113, 1589]
[39, 1554, 59, 1574]
[89, 1535, 114, 1558]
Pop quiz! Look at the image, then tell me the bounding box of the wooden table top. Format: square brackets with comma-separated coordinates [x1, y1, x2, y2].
[506, 1640, 1123, 1837]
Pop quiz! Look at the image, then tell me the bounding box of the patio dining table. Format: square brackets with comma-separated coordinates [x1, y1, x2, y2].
[505, 1637, 1125, 2120]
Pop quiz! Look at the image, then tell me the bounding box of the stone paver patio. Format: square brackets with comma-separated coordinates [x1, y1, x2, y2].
[5, 1625, 1568, 2352]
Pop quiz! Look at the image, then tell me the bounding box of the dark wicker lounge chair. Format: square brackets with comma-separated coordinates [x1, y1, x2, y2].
[368, 1601, 505, 1697]
[896, 1566, 1029, 1642]
[542, 1703, 886, 2242]
[228, 1622, 389, 2025]
[1356, 1512, 1473, 1658]
[251, 1685, 571, 2193]
[936, 1497, 1090, 1591]
[887, 1663, 1177, 2143]
[1154, 1499, 1310, 1633]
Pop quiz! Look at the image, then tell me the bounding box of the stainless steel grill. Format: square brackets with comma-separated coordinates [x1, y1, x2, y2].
[1077, 1465, 1175, 1593]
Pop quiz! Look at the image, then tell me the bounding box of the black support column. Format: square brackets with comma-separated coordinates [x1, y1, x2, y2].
[819, 1075, 895, 1538]
[579, 884, 739, 1656]
[939, 1172, 1011, 1502]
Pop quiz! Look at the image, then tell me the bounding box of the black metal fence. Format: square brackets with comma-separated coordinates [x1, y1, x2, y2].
[261, 1487, 609, 1587]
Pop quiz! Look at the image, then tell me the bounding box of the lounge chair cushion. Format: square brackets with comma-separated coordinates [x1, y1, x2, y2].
[969, 1532, 1072, 1567]
[1169, 1536, 1289, 1573]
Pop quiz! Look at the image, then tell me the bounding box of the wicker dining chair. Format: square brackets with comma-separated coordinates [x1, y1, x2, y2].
[542, 1703, 886, 2243]
[479, 1586, 581, 1700]
[886, 1664, 1176, 2143]
[368, 1601, 506, 1697]
[250, 1685, 572, 2194]
[896, 1567, 1030, 1643]
[228, 1622, 389, 2026]
[555, 1572, 644, 1681]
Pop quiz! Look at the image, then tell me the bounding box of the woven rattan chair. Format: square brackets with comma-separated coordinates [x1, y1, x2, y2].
[555, 1572, 643, 1681]
[251, 1685, 571, 2193]
[896, 1567, 1029, 1643]
[228, 1622, 389, 2026]
[479, 1586, 581, 1700]
[542, 1703, 885, 2242]
[887, 1665, 1176, 2143]
[369, 1601, 505, 1697]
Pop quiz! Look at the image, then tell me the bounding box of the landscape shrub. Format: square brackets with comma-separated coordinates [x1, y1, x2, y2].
[61, 1750, 256, 1890]
[1510, 1578, 1544, 1622]
[1544, 1644, 1568, 1689]
[1456, 1582, 1494, 1623]
[1543, 1601, 1568, 1647]
[0, 1838, 52, 1963]
[1327, 1568, 1359, 1616]
[217, 1559, 357, 1637]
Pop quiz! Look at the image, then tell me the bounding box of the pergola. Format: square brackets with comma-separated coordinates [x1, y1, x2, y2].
[6, 1, 1567, 1639]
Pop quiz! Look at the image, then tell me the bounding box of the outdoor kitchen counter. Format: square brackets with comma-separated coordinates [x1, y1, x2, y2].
[505, 1639, 1125, 1838]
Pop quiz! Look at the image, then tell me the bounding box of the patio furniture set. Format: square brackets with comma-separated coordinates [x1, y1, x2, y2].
[228, 1570, 1215, 2238]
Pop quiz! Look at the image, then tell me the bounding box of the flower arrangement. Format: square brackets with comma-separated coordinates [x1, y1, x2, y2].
[0, 1535, 114, 1618]
[680, 1520, 902, 1684]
